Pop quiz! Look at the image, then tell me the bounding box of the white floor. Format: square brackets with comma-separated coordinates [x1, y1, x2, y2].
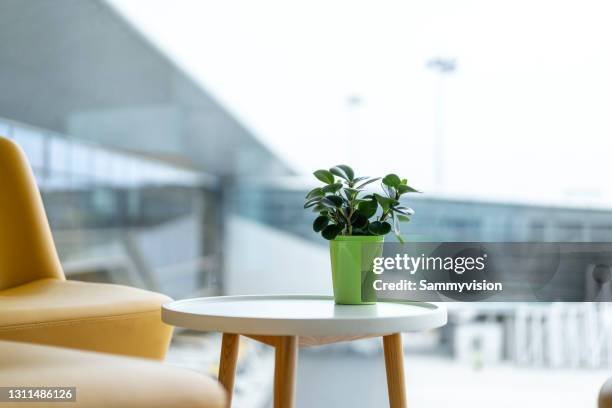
[404, 356, 608, 408]
[166, 333, 609, 408]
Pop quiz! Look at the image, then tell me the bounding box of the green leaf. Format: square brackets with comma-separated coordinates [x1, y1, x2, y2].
[351, 226, 369, 235]
[312, 204, 326, 213]
[321, 183, 343, 193]
[343, 188, 360, 201]
[305, 187, 324, 199]
[338, 165, 354, 180]
[314, 169, 335, 184]
[357, 199, 378, 218]
[321, 224, 342, 240]
[354, 177, 380, 189]
[391, 206, 415, 216]
[327, 195, 345, 206]
[320, 195, 344, 208]
[329, 167, 349, 181]
[304, 196, 321, 208]
[374, 194, 398, 211]
[352, 176, 369, 184]
[397, 215, 411, 222]
[350, 213, 368, 229]
[397, 184, 420, 194]
[383, 184, 395, 197]
[330, 164, 354, 181]
[313, 215, 329, 232]
[382, 174, 401, 187]
[368, 221, 392, 235]
[393, 213, 400, 235]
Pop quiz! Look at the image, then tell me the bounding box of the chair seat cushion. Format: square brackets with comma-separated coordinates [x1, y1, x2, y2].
[0, 340, 225, 408]
[0, 279, 173, 359]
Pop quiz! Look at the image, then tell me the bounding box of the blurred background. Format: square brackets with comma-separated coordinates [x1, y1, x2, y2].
[1, 0, 612, 406]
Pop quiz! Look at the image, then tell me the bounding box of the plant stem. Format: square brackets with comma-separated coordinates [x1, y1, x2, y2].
[379, 209, 390, 222]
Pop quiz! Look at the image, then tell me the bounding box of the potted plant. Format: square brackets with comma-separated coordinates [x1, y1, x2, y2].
[304, 165, 419, 305]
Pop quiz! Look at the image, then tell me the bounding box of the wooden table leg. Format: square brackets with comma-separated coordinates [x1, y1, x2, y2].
[383, 333, 407, 408]
[273, 336, 298, 408]
[218, 333, 240, 407]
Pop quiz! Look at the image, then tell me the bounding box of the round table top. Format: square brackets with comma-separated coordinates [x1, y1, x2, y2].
[162, 295, 447, 336]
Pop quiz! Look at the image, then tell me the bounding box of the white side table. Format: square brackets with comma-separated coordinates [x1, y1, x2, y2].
[162, 295, 447, 408]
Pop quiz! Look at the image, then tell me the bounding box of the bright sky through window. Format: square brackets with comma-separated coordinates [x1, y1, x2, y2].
[109, 0, 612, 208]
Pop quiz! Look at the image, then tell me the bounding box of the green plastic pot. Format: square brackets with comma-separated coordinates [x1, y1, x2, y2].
[329, 235, 385, 305]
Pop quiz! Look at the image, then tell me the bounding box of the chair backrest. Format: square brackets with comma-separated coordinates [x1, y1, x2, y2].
[0, 137, 64, 290]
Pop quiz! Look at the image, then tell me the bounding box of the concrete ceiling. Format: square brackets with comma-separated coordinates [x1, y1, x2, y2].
[0, 0, 292, 177]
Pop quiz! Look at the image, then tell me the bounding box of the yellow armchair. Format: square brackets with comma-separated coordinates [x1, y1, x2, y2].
[0, 137, 173, 359]
[0, 340, 226, 408]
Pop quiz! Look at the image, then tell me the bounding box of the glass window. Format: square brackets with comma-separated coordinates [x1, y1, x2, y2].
[48, 136, 71, 173]
[0, 120, 11, 138]
[70, 143, 92, 176]
[13, 127, 45, 169]
[92, 149, 111, 182]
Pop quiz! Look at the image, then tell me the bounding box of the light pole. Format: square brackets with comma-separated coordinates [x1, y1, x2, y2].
[426, 57, 457, 192]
